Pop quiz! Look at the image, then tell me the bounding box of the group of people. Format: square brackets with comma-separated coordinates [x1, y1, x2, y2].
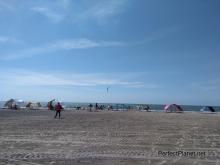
[47, 101, 113, 118]
[88, 103, 99, 112]
[47, 101, 151, 118]
[88, 103, 113, 112]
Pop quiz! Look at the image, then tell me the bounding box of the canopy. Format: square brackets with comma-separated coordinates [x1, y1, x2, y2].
[26, 102, 42, 110]
[4, 99, 18, 109]
[200, 106, 215, 112]
[164, 104, 183, 112]
[47, 99, 55, 110]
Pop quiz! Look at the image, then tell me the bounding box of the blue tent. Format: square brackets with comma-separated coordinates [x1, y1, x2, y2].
[200, 106, 215, 112]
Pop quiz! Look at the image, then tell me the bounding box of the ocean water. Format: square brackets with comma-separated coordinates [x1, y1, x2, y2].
[0, 101, 220, 112]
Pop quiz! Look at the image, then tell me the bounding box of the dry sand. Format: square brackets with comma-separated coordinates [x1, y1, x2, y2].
[0, 110, 219, 165]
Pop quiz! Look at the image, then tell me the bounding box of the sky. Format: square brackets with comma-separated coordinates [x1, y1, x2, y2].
[0, 0, 220, 105]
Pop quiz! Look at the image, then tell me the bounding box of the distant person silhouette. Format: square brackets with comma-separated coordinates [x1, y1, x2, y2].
[95, 103, 99, 111]
[89, 103, 93, 112]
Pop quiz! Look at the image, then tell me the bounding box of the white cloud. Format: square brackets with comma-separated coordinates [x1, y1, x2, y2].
[28, 0, 128, 24]
[50, 38, 124, 50]
[1, 0, 128, 24]
[0, 38, 124, 61]
[0, 25, 179, 61]
[77, 0, 128, 22]
[132, 27, 181, 46]
[30, 7, 64, 23]
[0, 70, 149, 89]
[0, 69, 160, 102]
[57, 0, 70, 9]
[0, 36, 21, 44]
[0, 1, 14, 11]
[191, 80, 220, 91]
[0, 46, 50, 61]
[50, 39, 100, 49]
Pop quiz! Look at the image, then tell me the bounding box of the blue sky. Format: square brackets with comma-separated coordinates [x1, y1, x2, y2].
[0, 0, 220, 105]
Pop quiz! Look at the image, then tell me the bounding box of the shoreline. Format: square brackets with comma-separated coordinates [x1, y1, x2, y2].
[1, 107, 220, 114]
[1, 101, 220, 112]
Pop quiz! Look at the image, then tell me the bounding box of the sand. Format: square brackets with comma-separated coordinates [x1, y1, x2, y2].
[0, 109, 219, 165]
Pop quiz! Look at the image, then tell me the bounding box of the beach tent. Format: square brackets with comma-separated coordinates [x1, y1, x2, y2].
[26, 102, 42, 110]
[4, 99, 18, 109]
[164, 104, 183, 112]
[200, 106, 215, 112]
[17, 100, 25, 108]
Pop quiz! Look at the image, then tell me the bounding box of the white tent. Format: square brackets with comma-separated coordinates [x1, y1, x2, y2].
[26, 102, 42, 110]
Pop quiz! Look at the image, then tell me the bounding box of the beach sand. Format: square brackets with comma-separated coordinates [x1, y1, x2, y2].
[0, 110, 219, 165]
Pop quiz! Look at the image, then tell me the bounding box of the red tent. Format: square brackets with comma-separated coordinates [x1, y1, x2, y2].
[164, 104, 183, 112]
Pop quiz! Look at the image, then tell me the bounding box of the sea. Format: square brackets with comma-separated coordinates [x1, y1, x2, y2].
[0, 101, 220, 112]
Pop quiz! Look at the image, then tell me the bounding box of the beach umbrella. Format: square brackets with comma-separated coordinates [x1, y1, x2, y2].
[164, 104, 183, 112]
[164, 104, 170, 111]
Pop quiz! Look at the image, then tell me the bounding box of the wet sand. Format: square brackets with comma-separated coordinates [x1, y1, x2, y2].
[0, 110, 220, 165]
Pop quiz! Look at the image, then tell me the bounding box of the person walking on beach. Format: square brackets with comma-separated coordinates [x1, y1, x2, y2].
[54, 102, 63, 118]
[89, 103, 93, 112]
[95, 103, 99, 111]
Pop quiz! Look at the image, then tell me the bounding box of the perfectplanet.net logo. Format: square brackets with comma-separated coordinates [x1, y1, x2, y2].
[157, 150, 216, 158]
